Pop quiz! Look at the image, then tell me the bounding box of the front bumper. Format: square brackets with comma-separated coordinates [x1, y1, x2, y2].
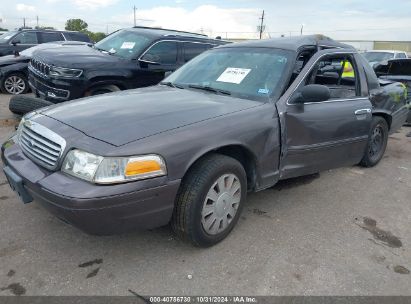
[1, 138, 180, 235]
[28, 71, 85, 102]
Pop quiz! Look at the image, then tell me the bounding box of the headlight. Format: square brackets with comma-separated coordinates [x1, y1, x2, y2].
[49, 66, 83, 78]
[62, 149, 167, 184]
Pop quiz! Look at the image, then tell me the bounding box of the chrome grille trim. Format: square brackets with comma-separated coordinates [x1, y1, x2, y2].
[19, 121, 66, 170]
[30, 58, 51, 78]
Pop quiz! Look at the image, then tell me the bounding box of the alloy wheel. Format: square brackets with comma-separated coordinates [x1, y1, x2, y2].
[4, 75, 26, 95]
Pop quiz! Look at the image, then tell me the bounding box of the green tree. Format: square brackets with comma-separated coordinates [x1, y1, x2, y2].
[65, 19, 88, 32]
[88, 32, 106, 42]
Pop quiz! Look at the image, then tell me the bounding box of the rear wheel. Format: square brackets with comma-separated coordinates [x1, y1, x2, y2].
[1, 73, 28, 95]
[359, 116, 389, 167]
[171, 154, 247, 247]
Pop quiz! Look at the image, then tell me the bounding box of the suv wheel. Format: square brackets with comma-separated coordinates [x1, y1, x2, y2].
[2, 73, 29, 95]
[89, 84, 120, 96]
[171, 154, 247, 247]
[359, 116, 389, 167]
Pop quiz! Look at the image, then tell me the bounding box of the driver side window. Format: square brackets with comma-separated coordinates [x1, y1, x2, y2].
[305, 54, 360, 99]
[12, 32, 38, 44]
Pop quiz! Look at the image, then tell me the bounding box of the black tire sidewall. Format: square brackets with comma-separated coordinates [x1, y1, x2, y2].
[362, 117, 389, 166]
[189, 158, 247, 247]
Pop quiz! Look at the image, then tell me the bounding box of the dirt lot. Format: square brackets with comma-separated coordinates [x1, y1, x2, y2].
[0, 93, 410, 296]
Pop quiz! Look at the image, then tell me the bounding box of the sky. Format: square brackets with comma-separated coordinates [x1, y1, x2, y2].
[1, 0, 411, 41]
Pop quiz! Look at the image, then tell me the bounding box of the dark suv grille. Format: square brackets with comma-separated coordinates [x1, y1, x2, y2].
[19, 122, 65, 170]
[30, 58, 51, 77]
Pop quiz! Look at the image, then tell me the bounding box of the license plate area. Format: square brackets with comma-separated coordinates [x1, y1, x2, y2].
[3, 166, 33, 204]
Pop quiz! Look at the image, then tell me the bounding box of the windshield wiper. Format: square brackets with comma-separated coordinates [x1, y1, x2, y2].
[94, 46, 116, 55]
[94, 46, 106, 52]
[160, 81, 184, 89]
[188, 84, 231, 95]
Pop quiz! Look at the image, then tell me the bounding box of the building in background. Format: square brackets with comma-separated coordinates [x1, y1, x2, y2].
[340, 40, 411, 54]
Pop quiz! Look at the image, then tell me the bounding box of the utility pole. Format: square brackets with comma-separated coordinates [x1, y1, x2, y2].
[133, 5, 137, 27]
[23, 17, 26, 28]
[300, 24, 304, 35]
[259, 10, 265, 39]
[36, 15, 39, 28]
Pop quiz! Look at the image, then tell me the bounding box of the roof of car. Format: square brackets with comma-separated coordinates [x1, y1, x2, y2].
[365, 50, 406, 53]
[126, 26, 225, 43]
[220, 35, 355, 51]
[16, 28, 84, 33]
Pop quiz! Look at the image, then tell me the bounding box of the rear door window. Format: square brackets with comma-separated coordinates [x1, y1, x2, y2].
[39, 32, 64, 43]
[141, 41, 178, 65]
[183, 42, 211, 62]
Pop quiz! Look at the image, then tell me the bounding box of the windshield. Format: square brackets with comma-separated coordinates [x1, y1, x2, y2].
[0, 31, 16, 42]
[94, 30, 151, 59]
[165, 47, 293, 101]
[363, 52, 395, 63]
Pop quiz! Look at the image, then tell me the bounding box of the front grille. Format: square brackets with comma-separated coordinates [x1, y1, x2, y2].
[30, 58, 51, 78]
[19, 122, 66, 170]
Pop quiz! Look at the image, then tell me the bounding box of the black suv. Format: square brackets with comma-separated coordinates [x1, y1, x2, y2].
[0, 29, 92, 56]
[28, 27, 227, 102]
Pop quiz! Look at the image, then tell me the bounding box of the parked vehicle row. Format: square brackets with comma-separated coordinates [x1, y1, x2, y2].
[27, 27, 227, 101]
[2, 35, 409, 247]
[0, 29, 92, 57]
[0, 41, 91, 95]
[363, 50, 408, 68]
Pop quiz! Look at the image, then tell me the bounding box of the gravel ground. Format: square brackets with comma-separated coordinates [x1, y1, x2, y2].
[0, 93, 410, 296]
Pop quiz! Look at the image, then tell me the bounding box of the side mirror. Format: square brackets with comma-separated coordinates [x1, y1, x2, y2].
[291, 84, 331, 104]
[11, 40, 21, 46]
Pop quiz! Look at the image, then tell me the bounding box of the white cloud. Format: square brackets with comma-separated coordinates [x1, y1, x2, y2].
[16, 3, 36, 12]
[111, 5, 261, 39]
[72, 0, 118, 10]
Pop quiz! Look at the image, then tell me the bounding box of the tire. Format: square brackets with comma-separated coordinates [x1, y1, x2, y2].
[359, 116, 389, 167]
[1, 73, 29, 95]
[171, 154, 247, 247]
[89, 84, 120, 96]
[9, 95, 54, 115]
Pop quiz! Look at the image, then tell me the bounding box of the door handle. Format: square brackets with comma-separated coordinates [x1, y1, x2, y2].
[355, 108, 371, 115]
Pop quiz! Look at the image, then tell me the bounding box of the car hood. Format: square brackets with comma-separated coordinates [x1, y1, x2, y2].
[40, 86, 262, 146]
[33, 45, 122, 68]
[0, 54, 28, 67]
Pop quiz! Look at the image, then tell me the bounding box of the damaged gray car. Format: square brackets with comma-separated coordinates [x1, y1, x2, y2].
[2, 35, 409, 247]
[374, 58, 411, 124]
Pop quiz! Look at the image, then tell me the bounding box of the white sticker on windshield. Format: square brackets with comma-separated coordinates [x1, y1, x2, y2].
[120, 42, 136, 49]
[2, 36, 12, 40]
[216, 67, 251, 84]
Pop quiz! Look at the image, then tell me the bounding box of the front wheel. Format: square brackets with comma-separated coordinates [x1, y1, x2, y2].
[359, 116, 389, 167]
[171, 154, 247, 247]
[1, 73, 29, 95]
[88, 84, 120, 96]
